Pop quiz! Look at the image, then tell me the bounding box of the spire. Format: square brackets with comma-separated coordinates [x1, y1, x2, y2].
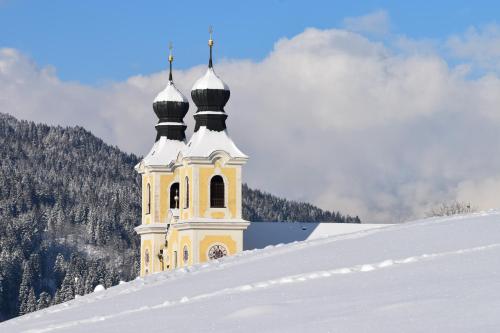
[151, 41, 189, 142]
[168, 41, 174, 82]
[208, 25, 214, 68]
[191, 27, 230, 132]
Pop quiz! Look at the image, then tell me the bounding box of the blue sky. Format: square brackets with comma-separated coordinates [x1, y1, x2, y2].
[2, 0, 500, 221]
[1, 0, 499, 84]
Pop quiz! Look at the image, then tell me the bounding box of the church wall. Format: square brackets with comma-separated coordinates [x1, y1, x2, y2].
[179, 233, 193, 267]
[152, 233, 168, 272]
[142, 174, 154, 224]
[166, 227, 180, 269]
[197, 230, 242, 263]
[140, 238, 153, 276]
[198, 163, 238, 219]
[180, 166, 194, 220]
[159, 173, 177, 223]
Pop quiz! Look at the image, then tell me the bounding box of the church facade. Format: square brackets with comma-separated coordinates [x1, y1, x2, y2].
[134, 35, 249, 276]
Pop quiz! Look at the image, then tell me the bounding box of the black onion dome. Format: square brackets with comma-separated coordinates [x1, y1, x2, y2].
[152, 70, 189, 142]
[191, 36, 230, 132]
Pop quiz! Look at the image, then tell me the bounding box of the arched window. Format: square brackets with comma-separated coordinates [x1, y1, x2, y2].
[185, 177, 189, 208]
[183, 245, 189, 264]
[146, 183, 151, 214]
[210, 175, 225, 208]
[170, 182, 179, 208]
[145, 249, 150, 274]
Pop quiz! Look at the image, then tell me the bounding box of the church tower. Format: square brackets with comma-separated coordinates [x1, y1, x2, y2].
[135, 34, 249, 276]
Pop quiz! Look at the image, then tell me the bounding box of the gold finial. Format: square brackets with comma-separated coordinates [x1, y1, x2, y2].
[168, 41, 174, 63]
[168, 41, 173, 81]
[208, 25, 214, 46]
[208, 26, 214, 68]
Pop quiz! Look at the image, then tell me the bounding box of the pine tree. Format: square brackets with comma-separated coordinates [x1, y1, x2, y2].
[18, 262, 34, 316]
[37, 292, 51, 310]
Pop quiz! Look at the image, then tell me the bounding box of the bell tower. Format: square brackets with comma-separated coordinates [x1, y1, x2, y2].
[135, 31, 249, 277]
[171, 28, 249, 266]
[135, 44, 189, 276]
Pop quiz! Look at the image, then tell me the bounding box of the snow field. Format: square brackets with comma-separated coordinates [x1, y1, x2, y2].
[2, 211, 500, 332]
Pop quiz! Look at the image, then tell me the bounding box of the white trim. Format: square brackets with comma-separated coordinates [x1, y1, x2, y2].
[172, 220, 249, 231]
[155, 122, 186, 126]
[236, 166, 242, 219]
[144, 163, 176, 172]
[194, 165, 200, 218]
[194, 111, 226, 115]
[153, 172, 160, 223]
[135, 223, 169, 235]
[184, 151, 248, 165]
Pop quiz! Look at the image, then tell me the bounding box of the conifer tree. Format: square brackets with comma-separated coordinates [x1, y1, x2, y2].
[37, 291, 51, 310]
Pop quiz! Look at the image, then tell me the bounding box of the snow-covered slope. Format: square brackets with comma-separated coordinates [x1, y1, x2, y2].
[3, 212, 500, 332]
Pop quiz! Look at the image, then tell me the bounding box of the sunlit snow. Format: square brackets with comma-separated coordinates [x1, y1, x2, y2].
[2, 212, 500, 332]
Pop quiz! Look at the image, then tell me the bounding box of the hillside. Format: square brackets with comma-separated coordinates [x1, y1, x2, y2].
[0, 113, 358, 321]
[3, 212, 499, 332]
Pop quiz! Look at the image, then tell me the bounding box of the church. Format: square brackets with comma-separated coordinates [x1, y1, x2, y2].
[134, 33, 249, 276]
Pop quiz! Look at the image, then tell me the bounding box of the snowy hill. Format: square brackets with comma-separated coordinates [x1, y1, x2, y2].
[2, 212, 500, 332]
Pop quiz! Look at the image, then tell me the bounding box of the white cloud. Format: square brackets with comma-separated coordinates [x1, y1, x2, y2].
[447, 24, 500, 72]
[343, 10, 390, 36]
[2, 26, 500, 223]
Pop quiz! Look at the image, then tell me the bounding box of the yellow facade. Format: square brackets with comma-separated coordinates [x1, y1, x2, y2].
[140, 239, 152, 276]
[159, 174, 176, 222]
[136, 148, 248, 277]
[199, 235, 236, 263]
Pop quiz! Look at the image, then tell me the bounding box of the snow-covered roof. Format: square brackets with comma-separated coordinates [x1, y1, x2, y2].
[192, 67, 229, 91]
[142, 137, 186, 167]
[154, 81, 188, 103]
[182, 126, 247, 159]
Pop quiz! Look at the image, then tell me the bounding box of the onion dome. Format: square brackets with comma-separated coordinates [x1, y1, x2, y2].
[152, 44, 189, 142]
[191, 29, 229, 132]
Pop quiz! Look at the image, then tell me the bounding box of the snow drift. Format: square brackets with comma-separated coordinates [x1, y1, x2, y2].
[2, 212, 500, 332]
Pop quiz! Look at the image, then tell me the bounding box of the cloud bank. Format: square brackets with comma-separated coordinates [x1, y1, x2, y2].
[343, 10, 390, 36]
[2, 23, 500, 223]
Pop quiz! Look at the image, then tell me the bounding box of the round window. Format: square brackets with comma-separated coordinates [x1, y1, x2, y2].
[208, 244, 228, 260]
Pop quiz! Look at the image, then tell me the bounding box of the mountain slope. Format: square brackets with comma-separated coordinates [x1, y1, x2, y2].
[3, 211, 500, 332]
[0, 113, 358, 321]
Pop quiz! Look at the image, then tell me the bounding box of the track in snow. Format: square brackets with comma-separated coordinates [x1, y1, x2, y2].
[24, 242, 500, 333]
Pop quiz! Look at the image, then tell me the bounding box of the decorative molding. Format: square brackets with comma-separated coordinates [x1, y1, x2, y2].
[172, 220, 249, 231]
[135, 223, 169, 235]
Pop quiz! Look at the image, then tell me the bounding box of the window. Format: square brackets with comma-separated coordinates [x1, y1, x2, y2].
[183, 245, 189, 264]
[170, 182, 179, 208]
[210, 175, 225, 208]
[145, 249, 150, 274]
[146, 183, 151, 214]
[185, 177, 189, 208]
[208, 244, 227, 260]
